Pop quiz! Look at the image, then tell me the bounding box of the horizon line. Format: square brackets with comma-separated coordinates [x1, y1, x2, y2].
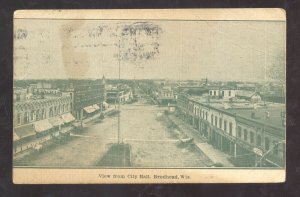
[13, 78, 283, 84]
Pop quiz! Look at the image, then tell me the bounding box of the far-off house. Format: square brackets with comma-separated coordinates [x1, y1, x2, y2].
[157, 86, 177, 105]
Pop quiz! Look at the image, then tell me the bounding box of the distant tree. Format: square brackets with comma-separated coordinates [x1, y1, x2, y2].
[267, 50, 285, 84]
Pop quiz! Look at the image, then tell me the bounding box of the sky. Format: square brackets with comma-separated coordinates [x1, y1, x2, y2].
[14, 19, 286, 82]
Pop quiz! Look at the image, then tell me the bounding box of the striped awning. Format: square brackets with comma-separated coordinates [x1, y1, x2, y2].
[14, 124, 36, 141]
[13, 132, 20, 142]
[34, 119, 53, 133]
[48, 116, 64, 127]
[93, 104, 100, 110]
[61, 113, 76, 123]
[83, 106, 96, 113]
[103, 101, 109, 108]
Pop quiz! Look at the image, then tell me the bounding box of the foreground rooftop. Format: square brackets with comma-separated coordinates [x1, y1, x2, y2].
[189, 96, 286, 129]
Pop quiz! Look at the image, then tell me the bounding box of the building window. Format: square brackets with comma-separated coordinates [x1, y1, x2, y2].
[49, 107, 53, 117]
[250, 131, 254, 144]
[17, 113, 22, 125]
[224, 120, 227, 131]
[243, 129, 248, 141]
[41, 109, 45, 119]
[229, 90, 231, 97]
[215, 116, 218, 126]
[30, 110, 35, 121]
[206, 112, 208, 120]
[214, 91, 216, 96]
[257, 134, 262, 147]
[229, 122, 233, 135]
[36, 109, 40, 120]
[219, 118, 222, 129]
[24, 112, 28, 124]
[238, 126, 242, 138]
[211, 114, 213, 124]
[265, 137, 270, 151]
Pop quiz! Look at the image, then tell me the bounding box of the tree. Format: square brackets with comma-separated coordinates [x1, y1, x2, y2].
[267, 50, 285, 84]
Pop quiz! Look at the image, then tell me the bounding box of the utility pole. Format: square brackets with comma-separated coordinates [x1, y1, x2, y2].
[118, 40, 121, 144]
[264, 23, 267, 82]
[255, 140, 285, 167]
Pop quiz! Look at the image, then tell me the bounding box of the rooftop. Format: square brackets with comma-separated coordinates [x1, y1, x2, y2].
[161, 86, 172, 90]
[14, 95, 71, 106]
[207, 85, 236, 90]
[227, 104, 286, 128]
[189, 95, 286, 128]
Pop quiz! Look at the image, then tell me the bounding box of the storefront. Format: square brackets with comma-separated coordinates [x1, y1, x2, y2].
[199, 120, 209, 138]
[48, 116, 65, 138]
[208, 126, 237, 157]
[92, 104, 100, 111]
[61, 112, 76, 136]
[83, 105, 96, 117]
[13, 124, 37, 154]
[103, 101, 109, 110]
[232, 141, 256, 167]
[34, 119, 53, 144]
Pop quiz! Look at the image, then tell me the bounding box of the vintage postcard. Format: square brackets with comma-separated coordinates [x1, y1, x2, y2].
[13, 9, 286, 183]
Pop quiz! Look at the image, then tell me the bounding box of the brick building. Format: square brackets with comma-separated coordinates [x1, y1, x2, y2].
[13, 91, 75, 154]
[66, 77, 106, 120]
[177, 93, 286, 167]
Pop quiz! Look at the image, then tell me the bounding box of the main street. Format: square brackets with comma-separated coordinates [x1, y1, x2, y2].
[14, 96, 213, 167]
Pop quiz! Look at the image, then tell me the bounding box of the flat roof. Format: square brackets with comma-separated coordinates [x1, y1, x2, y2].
[188, 95, 285, 129]
[14, 95, 70, 106]
[227, 104, 286, 128]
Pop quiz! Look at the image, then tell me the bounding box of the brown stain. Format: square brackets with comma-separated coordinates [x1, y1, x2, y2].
[60, 21, 89, 78]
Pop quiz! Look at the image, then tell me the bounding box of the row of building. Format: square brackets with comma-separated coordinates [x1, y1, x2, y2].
[152, 77, 285, 105]
[13, 93, 76, 154]
[177, 93, 286, 167]
[13, 77, 133, 155]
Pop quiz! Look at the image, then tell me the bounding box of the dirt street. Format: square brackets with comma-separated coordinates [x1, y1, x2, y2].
[14, 99, 212, 167]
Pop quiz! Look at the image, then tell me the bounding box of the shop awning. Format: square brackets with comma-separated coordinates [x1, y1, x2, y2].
[103, 101, 109, 109]
[34, 119, 53, 133]
[61, 113, 76, 123]
[14, 124, 36, 140]
[13, 132, 20, 142]
[48, 116, 64, 127]
[83, 106, 96, 113]
[93, 104, 100, 110]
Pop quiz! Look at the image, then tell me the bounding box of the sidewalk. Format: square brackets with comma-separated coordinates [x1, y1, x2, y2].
[168, 114, 234, 167]
[13, 126, 74, 161]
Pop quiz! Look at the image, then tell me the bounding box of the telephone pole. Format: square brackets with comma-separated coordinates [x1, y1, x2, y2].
[118, 40, 121, 144]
